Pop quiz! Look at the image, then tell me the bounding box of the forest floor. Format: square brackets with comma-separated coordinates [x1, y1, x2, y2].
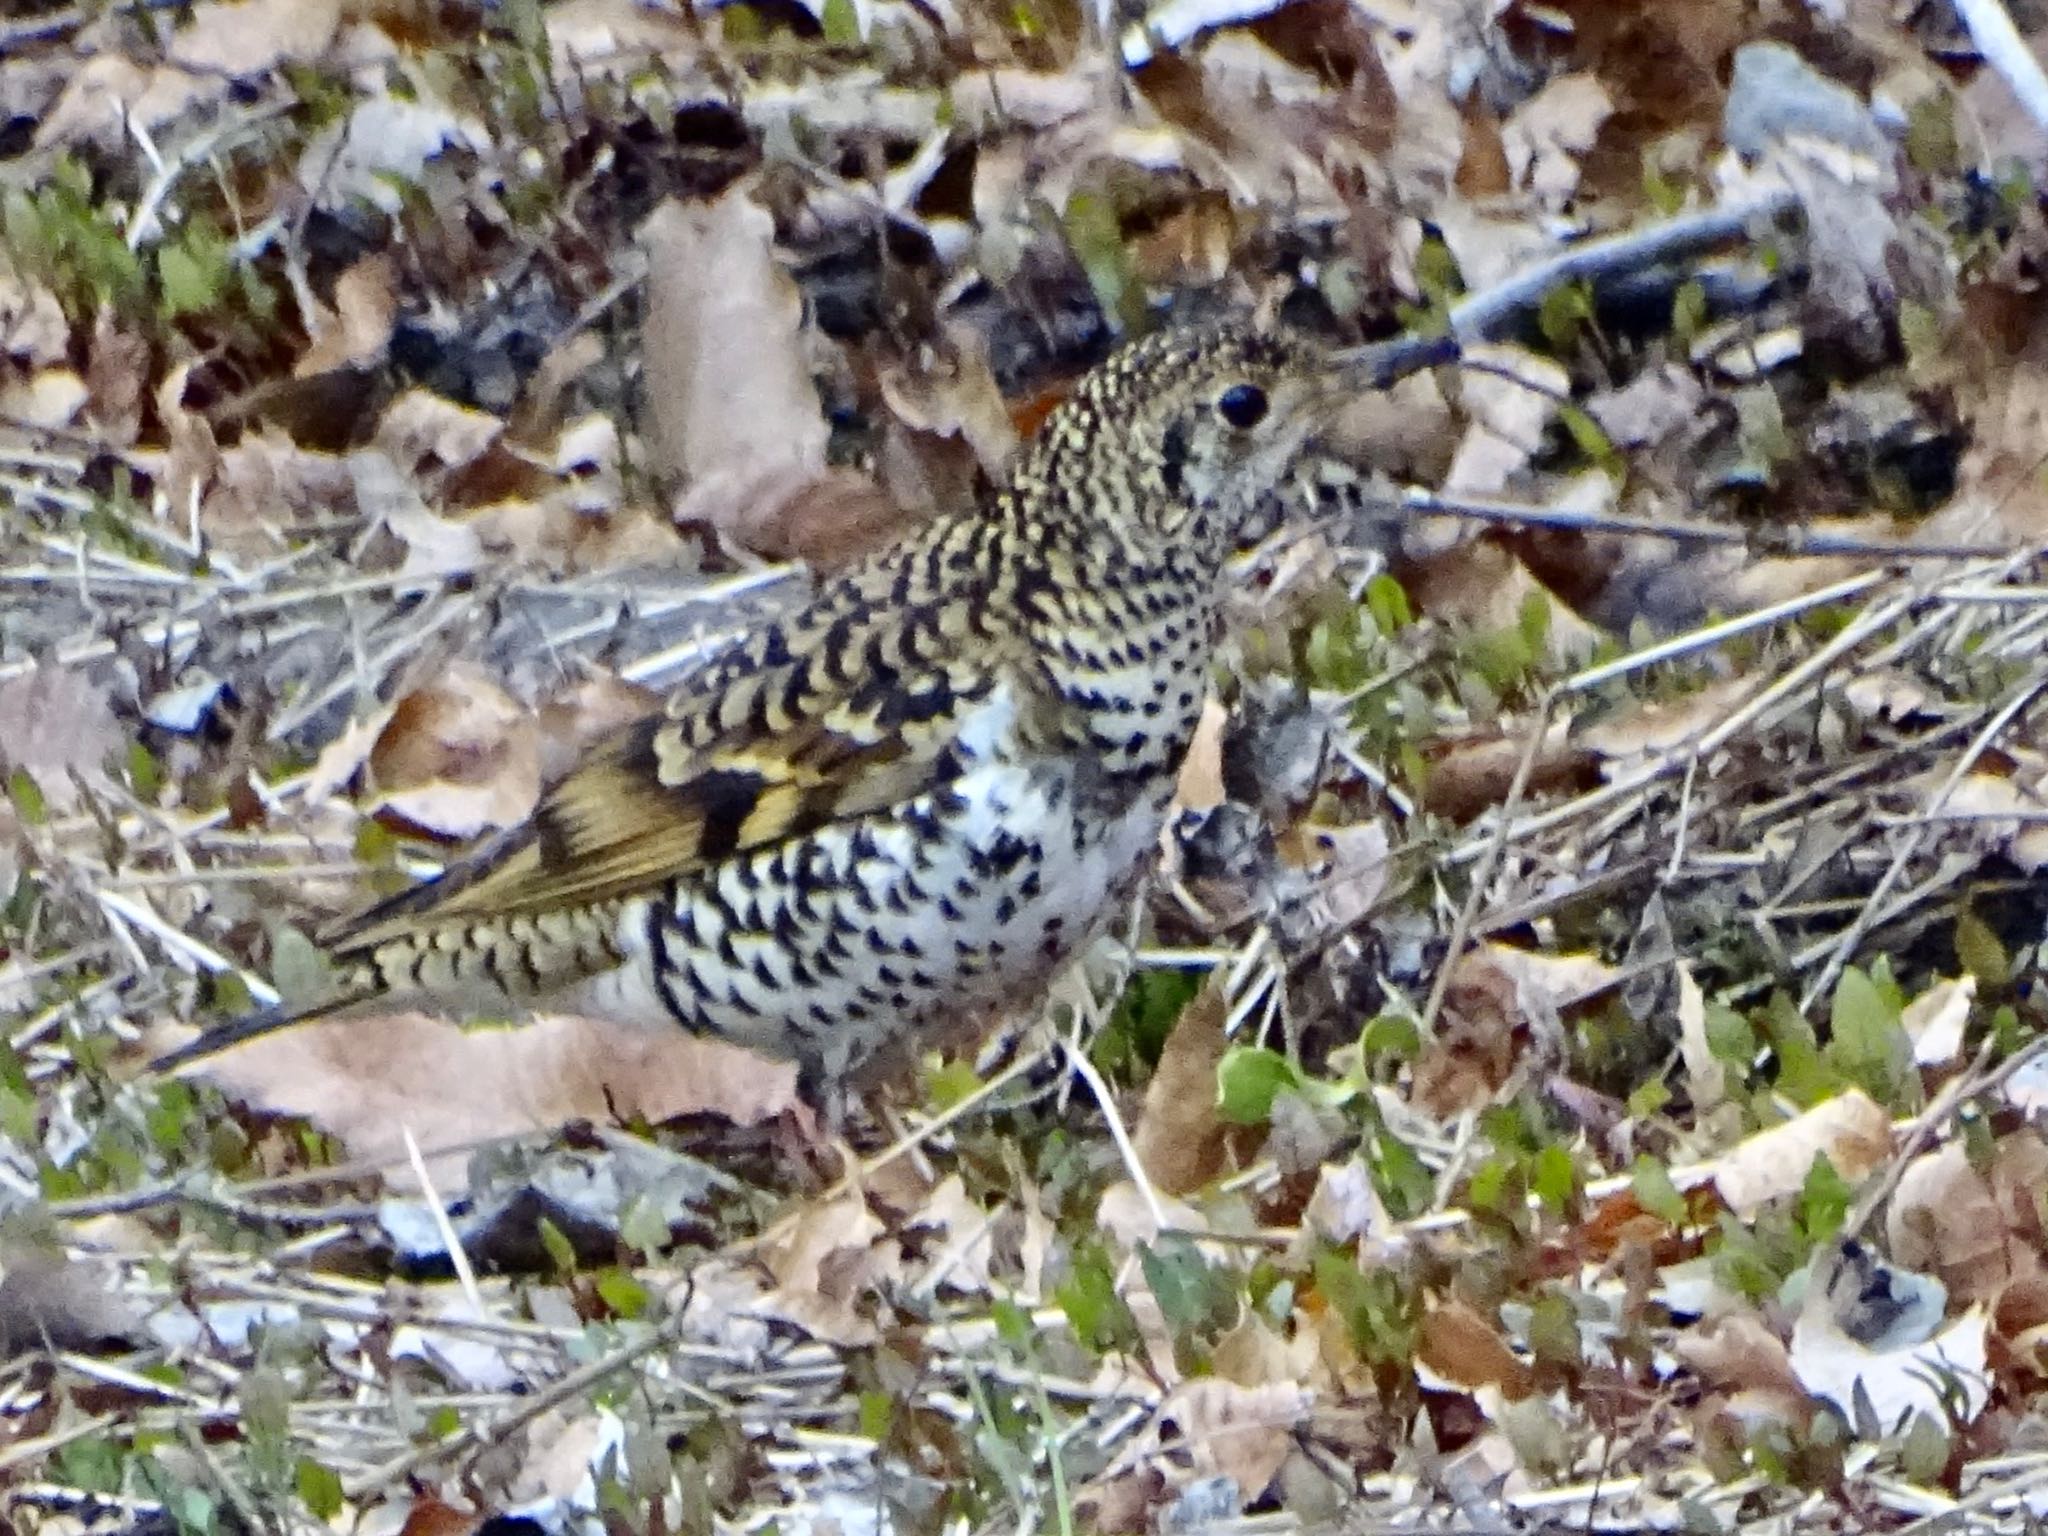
[10, 0, 2048, 1532]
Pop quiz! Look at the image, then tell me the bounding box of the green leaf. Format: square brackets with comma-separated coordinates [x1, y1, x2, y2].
[537, 1215, 577, 1275]
[594, 1268, 649, 1318]
[1536, 280, 1593, 353]
[1062, 191, 1143, 334]
[1643, 155, 1685, 217]
[1360, 1011, 1420, 1064]
[126, 740, 162, 800]
[1670, 279, 1708, 344]
[1311, 1246, 1417, 1363]
[296, 1457, 344, 1519]
[268, 924, 333, 1006]
[7, 768, 45, 825]
[1827, 965, 1911, 1102]
[1364, 572, 1412, 635]
[1138, 1236, 1236, 1341]
[1367, 1126, 1434, 1219]
[1056, 1242, 1138, 1354]
[158, 238, 226, 318]
[1216, 1046, 1300, 1125]
[1531, 1142, 1577, 1212]
[821, 0, 862, 43]
[858, 1388, 894, 1439]
[1955, 909, 2009, 986]
[991, 1295, 1033, 1350]
[1465, 1155, 1512, 1215]
[1557, 404, 1614, 466]
[1626, 1077, 1671, 1118]
[923, 1056, 983, 1112]
[1798, 1153, 1852, 1242]
[1630, 1155, 1687, 1225]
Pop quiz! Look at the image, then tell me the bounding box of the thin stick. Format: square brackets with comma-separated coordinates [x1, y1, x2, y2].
[1954, 0, 2048, 137]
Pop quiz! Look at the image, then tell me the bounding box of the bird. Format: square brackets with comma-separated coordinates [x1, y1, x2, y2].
[155, 320, 1377, 1101]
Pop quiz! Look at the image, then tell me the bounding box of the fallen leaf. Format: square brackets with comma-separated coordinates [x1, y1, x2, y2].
[1418, 1298, 1534, 1398]
[1899, 975, 1972, 1068]
[1163, 1379, 1309, 1503]
[0, 663, 122, 814]
[153, 1012, 800, 1188]
[168, 0, 342, 77]
[641, 189, 839, 555]
[1709, 1090, 1892, 1218]
[1133, 979, 1230, 1196]
[1887, 1142, 2014, 1305]
[1675, 965, 1727, 1111]
[1502, 72, 1612, 201]
[367, 664, 542, 838]
[294, 252, 398, 377]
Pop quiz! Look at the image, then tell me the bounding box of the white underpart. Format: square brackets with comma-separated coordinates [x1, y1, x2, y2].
[546, 681, 1170, 1078]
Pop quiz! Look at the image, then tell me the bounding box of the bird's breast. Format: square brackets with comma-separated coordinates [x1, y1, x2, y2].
[595, 727, 1173, 1083]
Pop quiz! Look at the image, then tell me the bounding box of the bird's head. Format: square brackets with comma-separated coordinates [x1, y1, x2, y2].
[1012, 322, 1349, 557]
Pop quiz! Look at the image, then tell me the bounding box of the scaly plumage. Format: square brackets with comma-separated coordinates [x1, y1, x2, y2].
[156, 322, 1371, 1093]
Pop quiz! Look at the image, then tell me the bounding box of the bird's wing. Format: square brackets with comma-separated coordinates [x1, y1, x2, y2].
[323, 591, 1043, 953]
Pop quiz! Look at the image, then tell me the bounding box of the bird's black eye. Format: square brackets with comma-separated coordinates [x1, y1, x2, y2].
[1216, 383, 1268, 429]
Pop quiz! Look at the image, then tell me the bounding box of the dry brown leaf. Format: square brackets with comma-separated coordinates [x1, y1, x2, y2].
[693, 464, 918, 569]
[1942, 770, 2048, 872]
[375, 389, 504, 476]
[535, 674, 660, 782]
[168, 0, 343, 76]
[1900, 975, 1971, 1067]
[1417, 944, 1618, 1117]
[1502, 72, 1612, 202]
[83, 310, 150, 445]
[1709, 1090, 1892, 1218]
[1212, 1309, 1318, 1391]
[0, 1237, 142, 1356]
[1402, 542, 1600, 667]
[877, 327, 1018, 477]
[1171, 697, 1230, 816]
[762, 1188, 891, 1345]
[299, 93, 491, 214]
[1445, 345, 1568, 499]
[0, 369, 85, 430]
[0, 663, 122, 814]
[1421, 718, 1591, 823]
[1675, 964, 1726, 1112]
[1887, 1142, 2013, 1304]
[367, 664, 541, 838]
[1418, 1299, 1534, 1398]
[1301, 1157, 1388, 1245]
[545, 0, 701, 76]
[1577, 678, 1754, 767]
[1164, 1379, 1309, 1503]
[0, 269, 68, 365]
[294, 252, 398, 377]
[908, 1174, 999, 1296]
[1673, 1313, 1805, 1400]
[1585, 363, 1704, 449]
[34, 56, 221, 154]
[154, 1011, 799, 1184]
[641, 189, 832, 543]
[396, 1495, 486, 1536]
[1133, 979, 1230, 1196]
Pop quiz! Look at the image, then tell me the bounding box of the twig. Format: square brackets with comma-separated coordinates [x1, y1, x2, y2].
[402, 1127, 485, 1318]
[1954, 0, 2048, 138]
[1401, 488, 2012, 562]
[1339, 189, 1803, 387]
[1059, 1037, 1170, 1234]
[342, 1295, 717, 1497]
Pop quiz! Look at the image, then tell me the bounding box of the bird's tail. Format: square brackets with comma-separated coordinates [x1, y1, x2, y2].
[149, 961, 388, 1074]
